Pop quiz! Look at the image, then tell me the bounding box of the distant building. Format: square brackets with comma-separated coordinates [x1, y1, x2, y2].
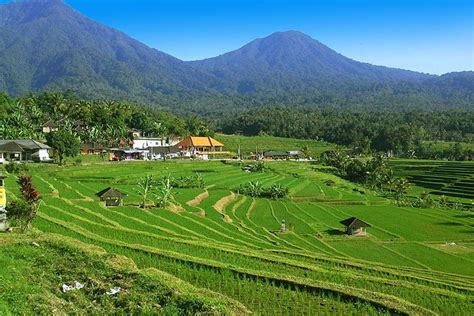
[41, 119, 62, 134]
[132, 137, 179, 150]
[263, 150, 302, 160]
[148, 146, 180, 160]
[340, 217, 371, 235]
[177, 136, 226, 160]
[80, 143, 106, 155]
[0, 140, 51, 163]
[107, 148, 148, 161]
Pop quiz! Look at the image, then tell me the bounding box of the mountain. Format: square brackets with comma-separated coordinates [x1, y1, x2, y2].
[0, 0, 472, 112]
[0, 0, 217, 102]
[190, 31, 433, 94]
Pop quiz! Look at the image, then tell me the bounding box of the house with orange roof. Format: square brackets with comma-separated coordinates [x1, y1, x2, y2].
[176, 136, 227, 160]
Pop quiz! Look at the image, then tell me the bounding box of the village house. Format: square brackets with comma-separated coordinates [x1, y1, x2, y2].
[340, 217, 371, 235]
[80, 143, 106, 155]
[0, 140, 51, 163]
[176, 136, 226, 160]
[132, 136, 180, 150]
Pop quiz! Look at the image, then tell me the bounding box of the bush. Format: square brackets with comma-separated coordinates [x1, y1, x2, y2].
[242, 161, 266, 173]
[236, 182, 288, 199]
[171, 173, 205, 189]
[5, 162, 28, 174]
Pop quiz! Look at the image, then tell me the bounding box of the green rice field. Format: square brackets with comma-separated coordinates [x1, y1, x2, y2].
[391, 159, 474, 203]
[3, 160, 474, 315]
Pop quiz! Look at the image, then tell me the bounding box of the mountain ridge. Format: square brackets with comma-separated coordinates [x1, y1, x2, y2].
[0, 0, 472, 111]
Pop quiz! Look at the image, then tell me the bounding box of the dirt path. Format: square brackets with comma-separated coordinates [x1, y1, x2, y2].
[213, 192, 236, 223]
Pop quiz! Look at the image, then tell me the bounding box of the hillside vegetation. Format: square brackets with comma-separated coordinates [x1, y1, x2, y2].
[0, 232, 246, 315]
[0, 0, 473, 111]
[2, 160, 473, 314]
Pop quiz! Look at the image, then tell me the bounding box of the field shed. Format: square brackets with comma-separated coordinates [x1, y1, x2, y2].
[340, 217, 371, 235]
[96, 188, 125, 207]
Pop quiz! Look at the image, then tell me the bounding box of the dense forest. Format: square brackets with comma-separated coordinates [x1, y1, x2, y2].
[0, 92, 212, 144]
[218, 106, 474, 159]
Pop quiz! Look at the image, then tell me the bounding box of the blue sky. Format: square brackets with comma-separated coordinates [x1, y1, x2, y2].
[4, 0, 473, 74]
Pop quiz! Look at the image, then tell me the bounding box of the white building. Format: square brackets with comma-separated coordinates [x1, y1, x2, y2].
[132, 137, 180, 150]
[0, 140, 51, 163]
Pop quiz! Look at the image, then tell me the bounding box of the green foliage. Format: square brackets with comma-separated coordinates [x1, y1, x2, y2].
[46, 129, 81, 165]
[243, 161, 266, 173]
[237, 181, 289, 199]
[136, 174, 155, 209]
[6, 175, 41, 232]
[154, 176, 176, 208]
[171, 173, 205, 189]
[4, 162, 29, 175]
[219, 107, 474, 157]
[0, 238, 234, 315]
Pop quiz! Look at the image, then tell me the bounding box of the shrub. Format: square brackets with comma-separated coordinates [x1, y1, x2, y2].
[236, 182, 288, 199]
[172, 173, 205, 189]
[242, 161, 266, 173]
[5, 162, 28, 175]
[265, 184, 289, 200]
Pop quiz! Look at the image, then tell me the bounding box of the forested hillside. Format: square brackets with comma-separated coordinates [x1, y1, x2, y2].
[218, 106, 474, 158]
[0, 0, 472, 112]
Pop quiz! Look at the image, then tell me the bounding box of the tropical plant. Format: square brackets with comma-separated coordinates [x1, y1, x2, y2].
[8, 175, 42, 232]
[46, 128, 81, 165]
[266, 184, 289, 200]
[154, 176, 176, 208]
[137, 174, 155, 208]
[394, 178, 411, 205]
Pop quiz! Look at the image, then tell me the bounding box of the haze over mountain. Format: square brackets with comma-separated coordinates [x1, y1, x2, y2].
[0, 0, 472, 112]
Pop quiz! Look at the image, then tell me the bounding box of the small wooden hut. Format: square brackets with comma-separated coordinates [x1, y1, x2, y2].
[96, 188, 124, 207]
[340, 217, 371, 235]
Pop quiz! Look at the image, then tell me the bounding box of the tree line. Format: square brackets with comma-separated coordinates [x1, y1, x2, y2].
[0, 92, 213, 163]
[218, 106, 474, 160]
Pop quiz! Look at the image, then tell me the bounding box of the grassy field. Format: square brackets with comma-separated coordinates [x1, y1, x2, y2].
[0, 232, 246, 315]
[214, 133, 335, 157]
[391, 159, 474, 203]
[423, 141, 474, 151]
[1, 159, 473, 314]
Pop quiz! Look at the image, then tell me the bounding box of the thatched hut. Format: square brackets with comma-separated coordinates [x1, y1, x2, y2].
[340, 217, 371, 235]
[96, 188, 124, 207]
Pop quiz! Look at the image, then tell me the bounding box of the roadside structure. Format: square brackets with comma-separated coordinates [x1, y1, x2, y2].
[340, 217, 371, 235]
[0, 140, 51, 163]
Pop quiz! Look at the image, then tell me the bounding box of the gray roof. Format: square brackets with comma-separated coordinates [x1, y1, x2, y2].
[340, 217, 371, 229]
[0, 140, 50, 151]
[148, 146, 180, 154]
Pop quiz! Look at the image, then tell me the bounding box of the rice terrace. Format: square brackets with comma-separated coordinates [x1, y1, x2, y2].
[2, 156, 473, 315]
[1, 0, 474, 314]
